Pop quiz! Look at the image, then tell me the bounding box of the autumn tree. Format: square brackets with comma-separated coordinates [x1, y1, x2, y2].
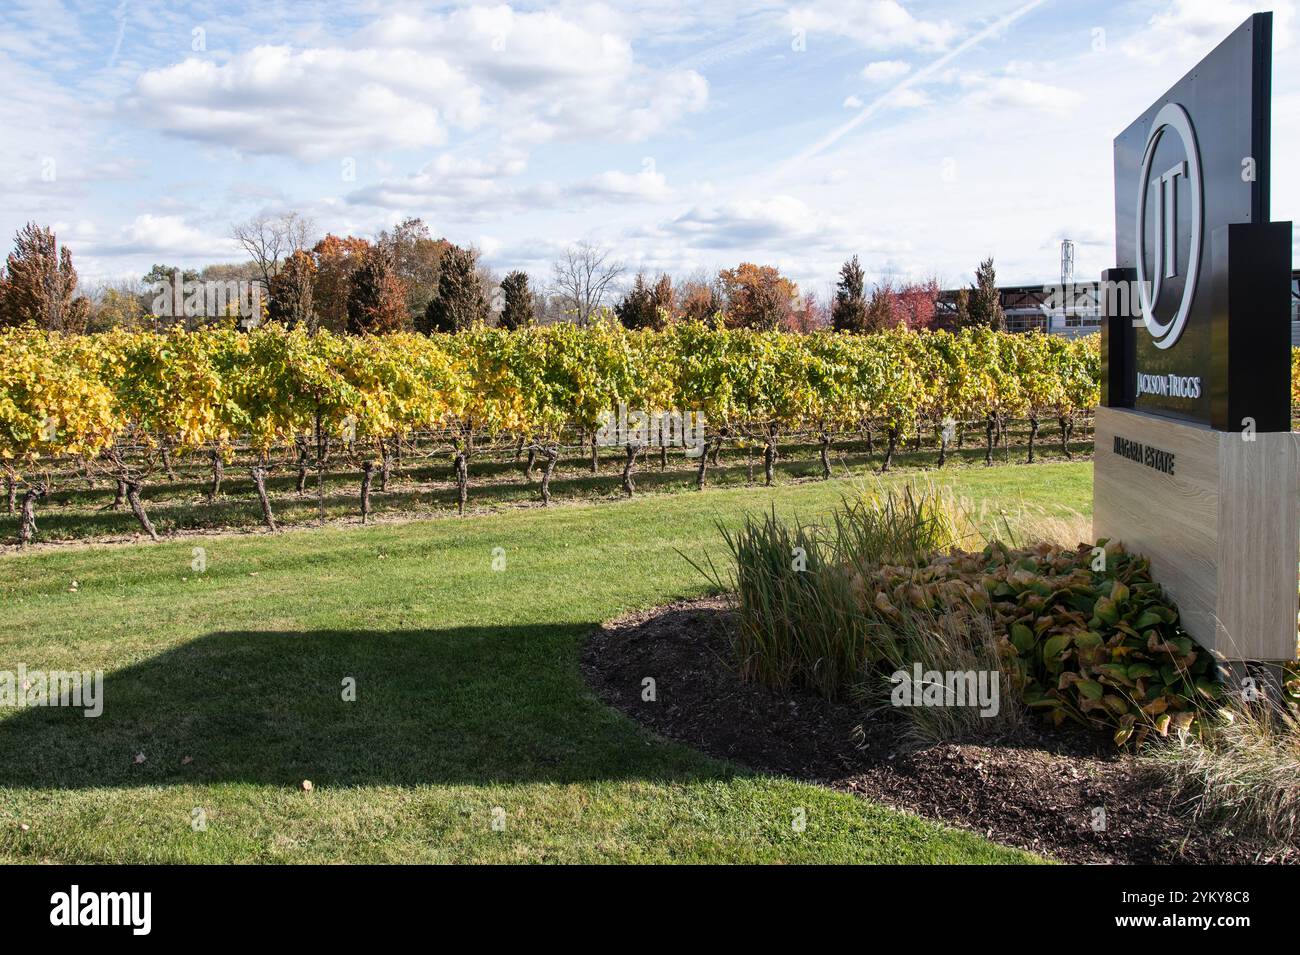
[0, 223, 90, 332]
[651, 274, 675, 323]
[718, 263, 795, 331]
[677, 273, 722, 324]
[346, 245, 408, 334]
[951, 287, 973, 329]
[421, 244, 488, 333]
[87, 284, 149, 332]
[895, 279, 941, 330]
[965, 256, 1007, 331]
[378, 217, 449, 320]
[831, 255, 869, 333]
[784, 291, 826, 333]
[312, 235, 370, 333]
[865, 280, 899, 332]
[497, 270, 534, 330]
[268, 249, 317, 329]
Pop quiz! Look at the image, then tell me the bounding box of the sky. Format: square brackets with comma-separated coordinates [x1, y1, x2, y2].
[1, 0, 1296, 297]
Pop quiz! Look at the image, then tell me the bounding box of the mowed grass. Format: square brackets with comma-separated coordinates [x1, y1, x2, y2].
[0, 422, 1092, 545]
[0, 462, 1091, 863]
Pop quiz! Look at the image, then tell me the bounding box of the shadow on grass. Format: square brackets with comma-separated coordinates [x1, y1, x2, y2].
[0, 625, 727, 790]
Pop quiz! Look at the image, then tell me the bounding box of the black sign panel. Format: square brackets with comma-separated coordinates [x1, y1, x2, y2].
[1106, 12, 1291, 431]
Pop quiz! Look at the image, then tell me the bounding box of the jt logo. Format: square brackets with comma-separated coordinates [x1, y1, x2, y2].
[1135, 102, 1202, 350]
[1149, 160, 1187, 289]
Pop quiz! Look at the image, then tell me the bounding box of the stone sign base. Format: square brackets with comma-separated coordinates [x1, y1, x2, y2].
[1093, 406, 1299, 661]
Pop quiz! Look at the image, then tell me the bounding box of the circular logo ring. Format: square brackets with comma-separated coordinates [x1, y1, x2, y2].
[1135, 102, 1203, 350]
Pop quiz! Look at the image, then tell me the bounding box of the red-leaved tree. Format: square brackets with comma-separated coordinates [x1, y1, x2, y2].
[783, 292, 827, 333]
[895, 279, 940, 330]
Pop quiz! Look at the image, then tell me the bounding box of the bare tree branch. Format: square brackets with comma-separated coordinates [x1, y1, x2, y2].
[232, 212, 317, 294]
[550, 241, 624, 325]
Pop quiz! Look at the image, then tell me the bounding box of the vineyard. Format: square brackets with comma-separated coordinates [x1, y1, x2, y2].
[0, 322, 1101, 544]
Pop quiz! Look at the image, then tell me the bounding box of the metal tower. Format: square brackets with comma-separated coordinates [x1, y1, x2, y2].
[1060, 238, 1075, 288]
[1060, 238, 1076, 326]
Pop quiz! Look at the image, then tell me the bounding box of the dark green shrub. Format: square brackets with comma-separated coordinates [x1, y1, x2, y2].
[866, 539, 1221, 744]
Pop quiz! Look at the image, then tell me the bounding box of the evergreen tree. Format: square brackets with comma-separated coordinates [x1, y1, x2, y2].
[864, 283, 897, 332]
[965, 256, 1006, 331]
[268, 249, 316, 329]
[421, 244, 488, 334]
[615, 273, 660, 329]
[0, 222, 90, 332]
[498, 270, 534, 330]
[346, 245, 407, 334]
[953, 288, 972, 329]
[831, 255, 869, 333]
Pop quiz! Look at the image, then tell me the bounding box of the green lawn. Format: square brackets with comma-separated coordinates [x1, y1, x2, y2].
[0, 461, 1091, 863]
[1, 423, 1092, 545]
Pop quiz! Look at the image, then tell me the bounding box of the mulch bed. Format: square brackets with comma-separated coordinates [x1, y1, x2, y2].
[582, 597, 1293, 864]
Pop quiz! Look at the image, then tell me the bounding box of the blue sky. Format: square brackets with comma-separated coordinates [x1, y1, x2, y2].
[1, 0, 1295, 296]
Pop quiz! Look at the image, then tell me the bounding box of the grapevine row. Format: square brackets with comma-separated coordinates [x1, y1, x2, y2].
[0, 322, 1100, 542]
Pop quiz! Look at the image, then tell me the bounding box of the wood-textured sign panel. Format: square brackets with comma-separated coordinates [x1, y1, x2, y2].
[1093, 406, 1298, 660]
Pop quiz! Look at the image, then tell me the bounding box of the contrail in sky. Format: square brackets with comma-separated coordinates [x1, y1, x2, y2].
[769, 0, 1053, 183]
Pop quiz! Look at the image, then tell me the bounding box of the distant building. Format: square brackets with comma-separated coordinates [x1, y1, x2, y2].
[934, 282, 1102, 338]
[937, 269, 1299, 340]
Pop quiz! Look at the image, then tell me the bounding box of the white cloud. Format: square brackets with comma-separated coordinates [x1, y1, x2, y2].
[862, 59, 912, 83]
[10, 0, 1299, 294]
[125, 7, 709, 162]
[789, 1, 955, 52]
[0, 45, 107, 211]
[1121, 0, 1294, 64]
[839, 64, 1065, 127]
[891, 88, 932, 109]
[572, 168, 671, 201]
[955, 72, 1083, 115]
[618, 195, 916, 292]
[125, 45, 482, 162]
[426, 153, 530, 181]
[86, 214, 241, 259]
[645, 195, 854, 251]
[358, 7, 630, 84]
[345, 152, 532, 212]
[347, 154, 669, 215]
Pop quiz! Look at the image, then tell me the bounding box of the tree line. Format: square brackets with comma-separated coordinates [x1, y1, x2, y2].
[0, 219, 1013, 336]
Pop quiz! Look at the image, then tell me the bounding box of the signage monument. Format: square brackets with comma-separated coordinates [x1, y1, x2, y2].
[1095, 12, 1297, 663]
